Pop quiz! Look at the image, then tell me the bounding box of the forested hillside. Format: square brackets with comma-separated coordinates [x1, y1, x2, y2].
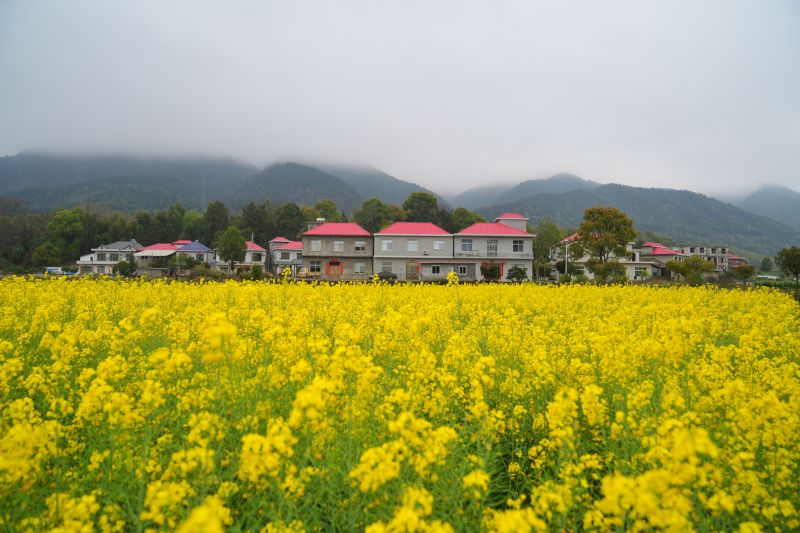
[480, 184, 800, 259]
[736, 185, 800, 232]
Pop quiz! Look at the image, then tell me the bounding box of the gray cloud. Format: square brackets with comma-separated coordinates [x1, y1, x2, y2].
[1, 0, 798, 195]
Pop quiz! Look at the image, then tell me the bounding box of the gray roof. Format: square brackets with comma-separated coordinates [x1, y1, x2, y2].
[96, 240, 141, 251]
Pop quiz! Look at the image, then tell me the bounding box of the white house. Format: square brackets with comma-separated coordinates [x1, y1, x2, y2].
[677, 245, 730, 272]
[77, 240, 142, 274]
[271, 240, 303, 277]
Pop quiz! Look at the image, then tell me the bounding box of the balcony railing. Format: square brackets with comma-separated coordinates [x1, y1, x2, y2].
[455, 250, 532, 258]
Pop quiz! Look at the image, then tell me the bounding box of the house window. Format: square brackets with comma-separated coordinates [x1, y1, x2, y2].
[355, 240, 366, 252]
[97, 253, 106, 261]
[333, 240, 344, 252]
[634, 266, 647, 278]
[461, 239, 473, 252]
[433, 240, 445, 251]
[381, 262, 392, 273]
[309, 260, 321, 273]
[487, 239, 498, 257]
[407, 240, 418, 252]
[381, 240, 393, 252]
[196, 254, 205, 262]
[512, 240, 524, 253]
[252, 253, 262, 262]
[97, 266, 105, 274]
[354, 262, 366, 274]
[109, 253, 119, 261]
[310, 240, 321, 252]
[458, 265, 468, 276]
[280, 252, 290, 261]
[431, 265, 440, 274]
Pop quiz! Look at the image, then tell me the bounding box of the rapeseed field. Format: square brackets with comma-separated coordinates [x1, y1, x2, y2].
[1, 277, 798, 531]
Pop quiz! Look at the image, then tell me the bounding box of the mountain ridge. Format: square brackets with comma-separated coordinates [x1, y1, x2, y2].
[478, 183, 799, 260]
[734, 184, 800, 232]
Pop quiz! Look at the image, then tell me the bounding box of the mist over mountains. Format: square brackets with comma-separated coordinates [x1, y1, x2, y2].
[0, 152, 797, 260]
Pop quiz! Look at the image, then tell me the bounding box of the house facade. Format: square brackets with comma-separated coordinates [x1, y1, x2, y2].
[454, 218, 534, 281]
[175, 241, 214, 264]
[554, 238, 686, 281]
[214, 241, 268, 272]
[301, 222, 373, 281]
[678, 245, 729, 272]
[77, 240, 142, 274]
[373, 222, 454, 281]
[272, 241, 303, 277]
[134, 243, 178, 277]
[133, 240, 214, 277]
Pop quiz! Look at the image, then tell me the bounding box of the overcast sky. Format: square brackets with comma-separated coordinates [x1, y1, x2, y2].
[1, 1, 798, 195]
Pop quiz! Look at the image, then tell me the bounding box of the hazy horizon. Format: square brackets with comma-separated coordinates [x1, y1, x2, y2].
[1, 1, 798, 196]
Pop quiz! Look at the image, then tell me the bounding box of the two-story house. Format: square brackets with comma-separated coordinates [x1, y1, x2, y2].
[454, 217, 534, 281]
[301, 222, 373, 281]
[373, 222, 454, 281]
[678, 245, 729, 272]
[272, 241, 303, 277]
[213, 241, 268, 273]
[77, 240, 142, 274]
[134, 243, 178, 277]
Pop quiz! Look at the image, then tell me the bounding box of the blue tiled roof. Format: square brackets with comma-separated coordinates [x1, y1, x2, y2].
[177, 241, 212, 252]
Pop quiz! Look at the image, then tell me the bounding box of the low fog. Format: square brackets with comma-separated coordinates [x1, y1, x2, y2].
[1, 0, 798, 194]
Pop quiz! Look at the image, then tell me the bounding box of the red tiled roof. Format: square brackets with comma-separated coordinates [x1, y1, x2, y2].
[140, 243, 177, 251]
[560, 232, 580, 243]
[376, 222, 449, 235]
[277, 241, 303, 250]
[641, 241, 666, 248]
[496, 212, 527, 219]
[650, 247, 679, 255]
[303, 222, 371, 236]
[246, 241, 266, 252]
[457, 222, 531, 236]
[172, 240, 192, 245]
[270, 236, 290, 242]
[729, 255, 746, 261]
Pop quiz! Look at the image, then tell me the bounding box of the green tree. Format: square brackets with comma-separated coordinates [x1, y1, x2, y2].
[577, 207, 636, 284]
[113, 260, 137, 277]
[313, 199, 341, 222]
[239, 202, 275, 244]
[532, 218, 563, 278]
[732, 264, 756, 282]
[403, 192, 440, 222]
[480, 262, 501, 282]
[578, 207, 636, 264]
[31, 241, 62, 268]
[274, 203, 305, 240]
[202, 201, 230, 244]
[667, 256, 715, 285]
[760, 257, 773, 272]
[775, 246, 800, 288]
[506, 265, 528, 283]
[215, 226, 247, 266]
[451, 208, 485, 232]
[156, 204, 187, 243]
[354, 198, 395, 233]
[46, 208, 86, 263]
[181, 211, 204, 241]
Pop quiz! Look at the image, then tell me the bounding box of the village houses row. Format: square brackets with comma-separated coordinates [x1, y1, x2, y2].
[76, 212, 747, 281]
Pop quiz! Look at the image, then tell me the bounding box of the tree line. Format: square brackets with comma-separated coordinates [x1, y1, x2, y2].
[0, 193, 491, 271]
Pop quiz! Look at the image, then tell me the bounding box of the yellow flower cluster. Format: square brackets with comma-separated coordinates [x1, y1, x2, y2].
[0, 277, 798, 531]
